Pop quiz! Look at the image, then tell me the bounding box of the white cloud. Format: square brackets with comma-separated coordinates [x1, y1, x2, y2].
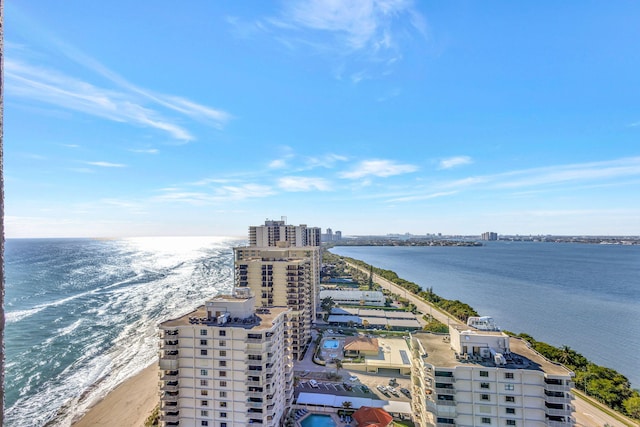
[129, 148, 159, 154]
[86, 161, 126, 168]
[438, 155, 473, 170]
[388, 190, 458, 203]
[340, 159, 418, 179]
[6, 60, 196, 141]
[269, 159, 288, 169]
[278, 176, 332, 191]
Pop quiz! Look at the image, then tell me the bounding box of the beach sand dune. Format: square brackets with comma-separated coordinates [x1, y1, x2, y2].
[72, 364, 158, 427]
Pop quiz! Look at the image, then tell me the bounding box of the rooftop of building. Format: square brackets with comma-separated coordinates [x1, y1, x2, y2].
[160, 300, 289, 330]
[413, 332, 573, 377]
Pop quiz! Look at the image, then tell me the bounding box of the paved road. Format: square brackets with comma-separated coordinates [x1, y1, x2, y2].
[346, 261, 465, 328]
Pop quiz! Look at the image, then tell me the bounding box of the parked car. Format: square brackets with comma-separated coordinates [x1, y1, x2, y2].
[309, 379, 319, 388]
[400, 387, 411, 397]
[388, 387, 400, 396]
[361, 385, 371, 393]
[376, 385, 388, 394]
[342, 382, 353, 391]
[349, 376, 358, 382]
[389, 378, 398, 386]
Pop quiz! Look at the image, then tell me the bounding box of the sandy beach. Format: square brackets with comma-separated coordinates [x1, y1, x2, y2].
[72, 363, 158, 427]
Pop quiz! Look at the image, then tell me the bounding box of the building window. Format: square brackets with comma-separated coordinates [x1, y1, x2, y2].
[200, 339, 208, 346]
[220, 412, 227, 418]
[480, 382, 490, 389]
[200, 349, 208, 356]
[201, 410, 209, 417]
[201, 422, 209, 427]
[219, 350, 226, 357]
[220, 402, 227, 407]
[479, 371, 488, 377]
[481, 394, 490, 401]
[220, 391, 227, 398]
[219, 371, 227, 377]
[219, 361, 227, 367]
[219, 330, 226, 337]
[219, 341, 226, 347]
[505, 384, 515, 391]
[202, 400, 208, 406]
[200, 390, 208, 396]
[200, 379, 208, 386]
[506, 421, 516, 426]
[506, 408, 515, 414]
[200, 329, 207, 336]
[481, 417, 491, 424]
[505, 396, 515, 402]
[220, 381, 227, 387]
[505, 372, 514, 379]
[201, 369, 208, 376]
[220, 424, 227, 427]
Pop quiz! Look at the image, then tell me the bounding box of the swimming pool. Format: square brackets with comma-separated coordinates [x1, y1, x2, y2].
[300, 414, 336, 427]
[322, 339, 339, 349]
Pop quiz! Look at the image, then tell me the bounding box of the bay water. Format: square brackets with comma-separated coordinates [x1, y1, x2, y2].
[331, 242, 640, 388]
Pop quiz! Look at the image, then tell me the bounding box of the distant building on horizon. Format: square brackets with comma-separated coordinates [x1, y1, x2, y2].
[481, 231, 498, 241]
[322, 227, 342, 242]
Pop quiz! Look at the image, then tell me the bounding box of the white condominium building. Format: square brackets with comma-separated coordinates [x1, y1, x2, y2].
[158, 289, 294, 427]
[411, 326, 575, 427]
[234, 246, 320, 360]
[249, 218, 321, 248]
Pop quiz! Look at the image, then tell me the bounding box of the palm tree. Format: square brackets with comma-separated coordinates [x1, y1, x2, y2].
[559, 345, 574, 366]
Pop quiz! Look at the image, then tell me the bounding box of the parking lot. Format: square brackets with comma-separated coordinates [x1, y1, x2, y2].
[295, 373, 412, 403]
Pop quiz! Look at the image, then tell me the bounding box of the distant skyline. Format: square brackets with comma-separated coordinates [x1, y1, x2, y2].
[5, 1, 640, 238]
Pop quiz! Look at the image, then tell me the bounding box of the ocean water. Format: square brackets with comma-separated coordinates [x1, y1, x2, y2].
[4, 236, 242, 427]
[332, 242, 640, 388]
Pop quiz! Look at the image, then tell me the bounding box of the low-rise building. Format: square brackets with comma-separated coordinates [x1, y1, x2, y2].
[319, 289, 386, 306]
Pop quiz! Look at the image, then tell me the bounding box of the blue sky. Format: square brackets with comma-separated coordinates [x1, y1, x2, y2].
[5, 1, 640, 238]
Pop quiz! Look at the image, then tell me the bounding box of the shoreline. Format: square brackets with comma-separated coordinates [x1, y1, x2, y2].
[71, 363, 158, 427]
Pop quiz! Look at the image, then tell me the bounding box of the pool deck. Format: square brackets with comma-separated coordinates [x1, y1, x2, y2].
[319, 337, 346, 362]
[297, 411, 351, 427]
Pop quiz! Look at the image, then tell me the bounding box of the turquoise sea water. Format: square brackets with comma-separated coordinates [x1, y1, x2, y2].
[4, 237, 241, 427]
[331, 242, 640, 388]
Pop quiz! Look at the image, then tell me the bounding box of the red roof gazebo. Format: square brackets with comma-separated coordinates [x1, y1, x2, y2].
[352, 406, 393, 427]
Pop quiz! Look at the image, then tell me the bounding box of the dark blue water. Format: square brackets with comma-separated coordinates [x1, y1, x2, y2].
[4, 237, 241, 427]
[332, 242, 640, 387]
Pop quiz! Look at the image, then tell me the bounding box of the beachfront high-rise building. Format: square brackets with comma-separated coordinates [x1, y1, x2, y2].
[158, 289, 294, 427]
[237, 218, 322, 361]
[249, 218, 321, 248]
[411, 325, 575, 427]
[234, 246, 319, 360]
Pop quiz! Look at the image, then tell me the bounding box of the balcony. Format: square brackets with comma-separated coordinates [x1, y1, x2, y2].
[545, 384, 570, 392]
[434, 386, 456, 396]
[546, 408, 572, 416]
[547, 419, 574, 427]
[546, 395, 572, 404]
[247, 400, 264, 408]
[160, 414, 180, 423]
[160, 382, 179, 392]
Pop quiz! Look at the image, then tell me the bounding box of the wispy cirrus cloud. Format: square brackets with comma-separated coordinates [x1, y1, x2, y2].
[6, 60, 196, 141]
[231, 0, 427, 80]
[154, 183, 276, 205]
[278, 176, 332, 192]
[129, 148, 159, 154]
[85, 161, 126, 168]
[438, 155, 473, 170]
[5, 19, 232, 140]
[340, 159, 418, 179]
